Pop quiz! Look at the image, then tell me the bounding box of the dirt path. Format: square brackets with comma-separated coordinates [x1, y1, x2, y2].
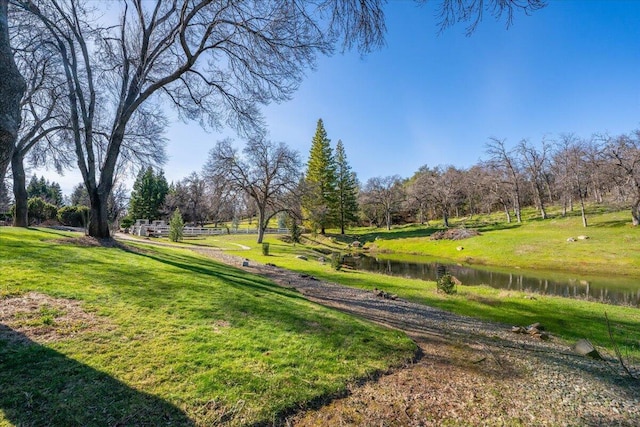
[117, 236, 640, 426]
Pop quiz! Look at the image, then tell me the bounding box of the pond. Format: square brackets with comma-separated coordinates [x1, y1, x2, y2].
[342, 254, 640, 307]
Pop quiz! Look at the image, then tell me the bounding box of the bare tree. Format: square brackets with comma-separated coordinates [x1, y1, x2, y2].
[517, 138, 550, 219]
[486, 137, 523, 223]
[606, 130, 640, 226]
[0, 0, 26, 183]
[10, 12, 71, 226]
[361, 175, 405, 230]
[432, 0, 546, 35]
[204, 137, 301, 243]
[13, 0, 387, 238]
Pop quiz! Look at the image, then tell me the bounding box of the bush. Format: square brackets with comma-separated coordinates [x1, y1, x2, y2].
[58, 205, 89, 227]
[169, 208, 184, 242]
[262, 242, 270, 256]
[437, 274, 457, 294]
[120, 216, 134, 229]
[330, 252, 342, 271]
[28, 197, 58, 224]
[286, 216, 302, 244]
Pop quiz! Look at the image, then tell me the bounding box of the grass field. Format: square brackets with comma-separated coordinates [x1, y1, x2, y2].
[347, 207, 640, 277]
[180, 206, 640, 362]
[0, 227, 415, 426]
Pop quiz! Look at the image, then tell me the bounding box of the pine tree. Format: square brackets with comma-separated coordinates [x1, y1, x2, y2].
[169, 208, 184, 242]
[335, 140, 359, 234]
[303, 118, 337, 234]
[128, 167, 169, 221]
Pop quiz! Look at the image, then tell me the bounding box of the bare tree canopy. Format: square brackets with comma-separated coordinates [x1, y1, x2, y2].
[204, 137, 301, 243]
[0, 0, 26, 183]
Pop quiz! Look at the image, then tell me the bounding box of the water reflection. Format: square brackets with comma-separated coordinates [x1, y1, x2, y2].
[342, 255, 640, 307]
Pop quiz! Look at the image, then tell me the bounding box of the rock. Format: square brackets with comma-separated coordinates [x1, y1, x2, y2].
[567, 237, 576, 242]
[318, 256, 326, 263]
[351, 241, 361, 248]
[511, 326, 526, 333]
[296, 255, 308, 260]
[242, 259, 249, 267]
[577, 235, 589, 240]
[539, 332, 550, 340]
[573, 339, 603, 360]
[528, 322, 544, 331]
[456, 246, 464, 251]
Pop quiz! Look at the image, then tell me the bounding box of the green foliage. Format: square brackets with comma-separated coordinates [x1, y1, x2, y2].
[331, 252, 343, 270]
[27, 197, 58, 224]
[69, 183, 90, 207]
[57, 205, 89, 227]
[26, 175, 63, 207]
[128, 167, 169, 222]
[286, 215, 302, 244]
[303, 118, 338, 234]
[262, 242, 270, 255]
[168, 208, 184, 242]
[120, 216, 134, 229]
[335, 140, 359, 234]
[436, 274, 457, 294]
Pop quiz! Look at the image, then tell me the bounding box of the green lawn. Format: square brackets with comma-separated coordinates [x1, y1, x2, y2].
[194, 214, 640, 362]
[0, 227, 416, 426]
[344, 207, 640, 277]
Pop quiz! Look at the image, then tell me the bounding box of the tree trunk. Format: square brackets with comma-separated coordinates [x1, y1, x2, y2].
[0, 0, 26, 183]
[87, 188, 111, 238]
[11, 150, 28, 227]
[256, 206, 265, 243]
[632, 197, 640, 227]
[443, 210, 449, 228]
[580, 196, 587, 228]
[503, 203, 511, 223]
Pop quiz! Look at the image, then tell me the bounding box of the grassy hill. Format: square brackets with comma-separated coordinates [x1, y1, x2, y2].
[0, 227, 415, 426]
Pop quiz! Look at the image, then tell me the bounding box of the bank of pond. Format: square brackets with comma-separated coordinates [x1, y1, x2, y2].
[342, 254, 640, 307]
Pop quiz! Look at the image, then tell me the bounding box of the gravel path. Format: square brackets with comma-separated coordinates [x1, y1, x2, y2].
[119, 237, 640, 426]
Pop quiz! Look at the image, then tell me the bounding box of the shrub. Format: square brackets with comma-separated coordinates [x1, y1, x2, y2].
[286, 216, 302, 244]
[58, 205, 89, 227]
[120, 216, 134, 229]
[330, 252, 342, 271]
[169, 208, 184, 242]
[28, 197, 58, 224]
[437, 274, 457, 295]
[262, 242, 270, 256]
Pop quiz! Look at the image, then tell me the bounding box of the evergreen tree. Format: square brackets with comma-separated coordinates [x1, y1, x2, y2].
[335, 140, 359, 234]
[128, 167, 169, 221]
[169, 208, 184, 242]
[303, 118, 337, 234]
[26, 175, 63, 206]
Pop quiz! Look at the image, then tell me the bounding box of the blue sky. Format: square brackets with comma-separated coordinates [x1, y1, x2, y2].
[37, 0, 640, 196]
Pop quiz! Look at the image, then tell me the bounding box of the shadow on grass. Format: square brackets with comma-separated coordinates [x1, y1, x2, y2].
[0, 324, 194, 426]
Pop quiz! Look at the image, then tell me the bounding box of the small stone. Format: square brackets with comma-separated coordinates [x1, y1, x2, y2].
[528, 322, 544, 331]
[456, 246, 464, 251]
[351, 241, 361, 248]
[242, 260, 249, 267]
[567, 237, 576, 242]
[573, 338, 603, 360]
[318, 256, 326, 262]
[296, 255, 308, 260]
[577, 235, 589, 240]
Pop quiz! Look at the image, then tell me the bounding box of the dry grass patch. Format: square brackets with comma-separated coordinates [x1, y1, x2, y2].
[0, 292, 104, 343]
